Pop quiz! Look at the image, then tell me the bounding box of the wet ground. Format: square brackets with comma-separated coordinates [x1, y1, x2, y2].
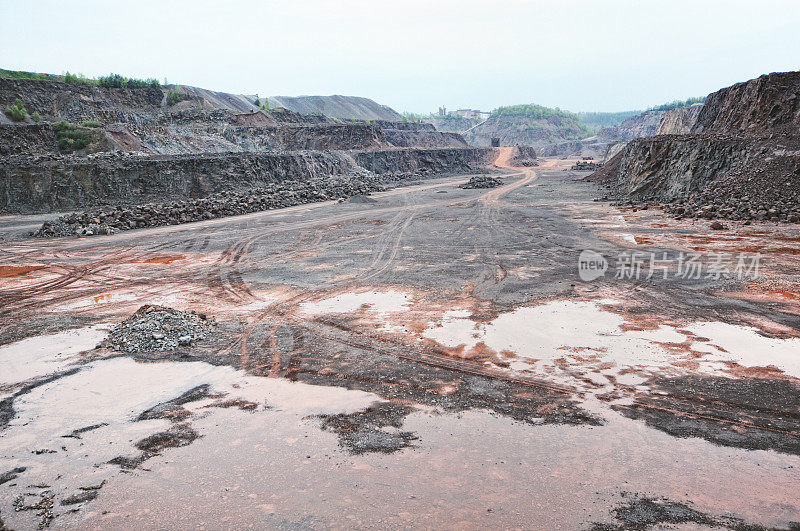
[1, 153, 799, 529]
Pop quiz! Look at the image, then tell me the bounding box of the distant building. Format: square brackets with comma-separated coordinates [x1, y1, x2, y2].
[452, 109, 484, 119]
[438, 106, 447, 116]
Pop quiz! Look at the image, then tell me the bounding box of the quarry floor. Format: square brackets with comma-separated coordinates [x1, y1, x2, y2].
[1, 153, 800, 529]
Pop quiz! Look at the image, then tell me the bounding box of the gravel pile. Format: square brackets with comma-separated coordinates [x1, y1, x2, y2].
[35, 174, 382, 237]
[461, 175, 502, 189]
[570, 161, 603, 171]
[102, 305, 215, 354]
[658, 159, 800, 222]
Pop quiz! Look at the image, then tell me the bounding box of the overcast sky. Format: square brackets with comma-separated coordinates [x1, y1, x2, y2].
[1, 0, 798, 113]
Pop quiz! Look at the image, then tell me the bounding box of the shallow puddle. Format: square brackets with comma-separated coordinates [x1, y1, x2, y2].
[59, 401, 800, 529]
[421, 300, 800, 389]
[0, 325, 111, 386]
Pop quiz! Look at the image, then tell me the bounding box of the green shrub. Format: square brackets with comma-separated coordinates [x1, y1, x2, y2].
[64, 72, 97, 85]
[31, 111, 42, 122]
[167, 88, 191, 106]
[97, 73, 160, 89]
[81, 119, 101, 128]
[53, 121, 94, 152]
[648, 97, 705, 113]
[5, 98, 27, 121]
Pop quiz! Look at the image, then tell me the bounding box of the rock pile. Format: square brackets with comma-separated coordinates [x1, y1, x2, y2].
[35, 174, 382, 237]
[102, 305, 215, 354]
[461, 175, 503, 189]
[570, 161, 603, 171]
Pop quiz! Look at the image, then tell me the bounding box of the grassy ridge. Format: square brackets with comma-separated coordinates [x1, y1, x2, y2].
[0, 68, 161, 89]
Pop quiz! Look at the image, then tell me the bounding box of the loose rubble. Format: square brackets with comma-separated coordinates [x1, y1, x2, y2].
[102, 305, 215, 354]
[461, 175, 503, 189]
[570, 160, 603, 171]
[34, 174, 382, 237]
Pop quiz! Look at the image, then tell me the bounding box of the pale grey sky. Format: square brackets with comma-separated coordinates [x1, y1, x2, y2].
[1, 0, 798, 113]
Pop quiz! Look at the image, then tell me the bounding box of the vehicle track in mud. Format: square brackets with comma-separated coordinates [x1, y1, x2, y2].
[3, 156, 800, 452]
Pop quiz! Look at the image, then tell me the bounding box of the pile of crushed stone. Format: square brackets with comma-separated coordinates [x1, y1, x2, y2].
[34, 173, 382, 238]
[102, 305, 215, 354]
[461, 175, 502, 189]
[570, 160, 603, 171]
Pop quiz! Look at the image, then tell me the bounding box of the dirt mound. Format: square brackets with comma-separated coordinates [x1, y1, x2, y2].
[102, 305, 215, 353]
[348, 193, 377, 204]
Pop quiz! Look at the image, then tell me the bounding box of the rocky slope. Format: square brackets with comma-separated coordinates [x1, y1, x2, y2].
[541, 110, 676, 159]
[269, 95, 402, 121]
[691, 71, 800, 135]
[591, 71, 800, 223]
[423, 116, 483, 134]
[0, 77, 494, 217]
[544, 105, 704, 159]
[656, 105, 703, 135]
[597, 110, 665, 142]
[462, 113, 589, 153]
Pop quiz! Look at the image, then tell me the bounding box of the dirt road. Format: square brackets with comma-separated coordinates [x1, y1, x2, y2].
[1, 157, 800, 529]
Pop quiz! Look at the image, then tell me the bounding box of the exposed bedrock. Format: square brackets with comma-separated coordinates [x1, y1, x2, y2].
[0, 151, 357, 213]
[0, 123, 58, 156]
[509, 145, 538, 166]
[0, 78, 163, 124]
[354, 147, 494, 178]
[0, 147, 494, 213]
[593, 71, 800, 221]
[0, 115, 465, 157]
[603, 134, 800, 221]
[656, 105, 702, 135]
[691, 71, 800, 135]
[597, 110, 666, 143]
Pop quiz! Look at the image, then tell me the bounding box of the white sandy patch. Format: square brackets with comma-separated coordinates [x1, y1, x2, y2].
[0, 325, 111, 385]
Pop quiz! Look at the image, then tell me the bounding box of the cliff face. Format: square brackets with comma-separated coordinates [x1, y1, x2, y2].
[0, 78, 163, 124]
[597, 110, 665, 142]
[655, 105, 702, 135]
[691, 71, 800, 136]
[1, 147, 494, 213]
[0, 77, 493, 215]
[595, 71, 800, 222]
[374, 121, 468, 148]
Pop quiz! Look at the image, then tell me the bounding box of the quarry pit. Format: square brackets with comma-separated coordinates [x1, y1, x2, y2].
[1, 151, 799, 529]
